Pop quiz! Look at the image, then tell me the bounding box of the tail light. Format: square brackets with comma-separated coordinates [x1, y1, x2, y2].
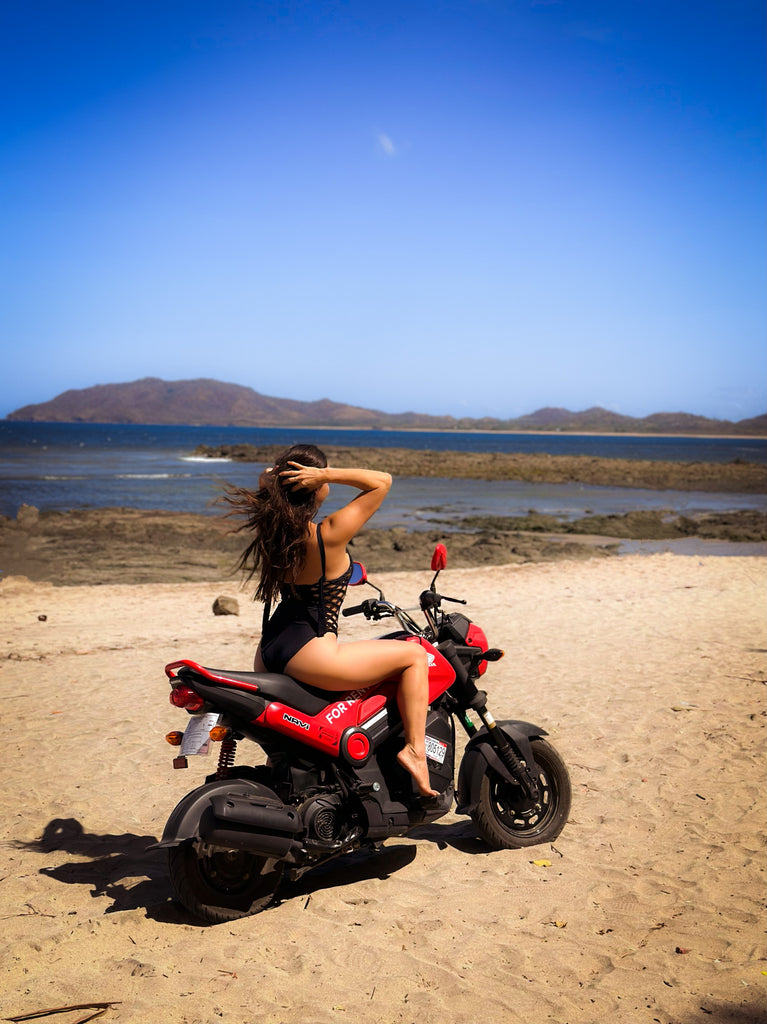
[169, 685, 204, 712]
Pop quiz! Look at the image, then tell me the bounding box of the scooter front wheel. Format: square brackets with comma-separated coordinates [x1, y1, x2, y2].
[168, 841, 284, 924]
[472, 737, 571, 849]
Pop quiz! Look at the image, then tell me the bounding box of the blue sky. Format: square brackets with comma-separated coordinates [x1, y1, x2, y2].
[1, 0, 764, 422]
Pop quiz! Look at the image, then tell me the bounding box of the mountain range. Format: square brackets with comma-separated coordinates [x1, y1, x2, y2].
[6, 377, 766, 435]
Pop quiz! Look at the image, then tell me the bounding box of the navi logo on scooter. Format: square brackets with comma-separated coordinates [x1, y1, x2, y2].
[283, 713, 310, 731]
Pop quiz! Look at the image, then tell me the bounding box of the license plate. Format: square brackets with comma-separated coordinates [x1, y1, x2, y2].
[425, 735, 447, 765]
[180, 713, 220, 756]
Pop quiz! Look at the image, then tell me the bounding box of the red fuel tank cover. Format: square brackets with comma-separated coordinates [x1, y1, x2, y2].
[358, 694, 386, 723]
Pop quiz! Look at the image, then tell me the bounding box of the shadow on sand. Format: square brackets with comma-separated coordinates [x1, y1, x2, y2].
[16, 816, 486, 923]
[681, 1006, 767, 1024]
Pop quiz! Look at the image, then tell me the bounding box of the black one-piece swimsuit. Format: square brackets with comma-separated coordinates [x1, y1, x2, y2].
[260, 521, 353, 675]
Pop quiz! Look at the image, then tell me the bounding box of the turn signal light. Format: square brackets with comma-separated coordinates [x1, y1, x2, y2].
[165, 731, 184, 746]
[169, 685, 204, 712]
[209, 725, 228, 742]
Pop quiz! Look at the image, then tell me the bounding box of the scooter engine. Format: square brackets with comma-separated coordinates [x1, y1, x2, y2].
[300, 794, 346, 844]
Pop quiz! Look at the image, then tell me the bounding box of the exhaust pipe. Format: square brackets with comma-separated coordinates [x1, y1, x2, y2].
[201, 793, 304, 859]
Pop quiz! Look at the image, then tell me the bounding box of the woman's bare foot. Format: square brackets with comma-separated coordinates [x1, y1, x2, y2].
[397, 744, 438, 798]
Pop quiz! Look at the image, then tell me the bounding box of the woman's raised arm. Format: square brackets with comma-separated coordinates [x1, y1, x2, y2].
[279, 462, 392, 542]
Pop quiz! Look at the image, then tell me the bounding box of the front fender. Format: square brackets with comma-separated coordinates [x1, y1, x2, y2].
[152, 777, 283, 850]
[456, 721, 546, 815]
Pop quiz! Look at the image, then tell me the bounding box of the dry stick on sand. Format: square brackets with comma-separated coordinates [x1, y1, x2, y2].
[5, 1003, 121, 1024]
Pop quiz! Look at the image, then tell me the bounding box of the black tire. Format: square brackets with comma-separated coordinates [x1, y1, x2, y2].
[472, 737, 571, 849]
[168, 841, 284, 924]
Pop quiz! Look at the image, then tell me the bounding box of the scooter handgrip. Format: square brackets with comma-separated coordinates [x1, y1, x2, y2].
[342, 604, 367, 617]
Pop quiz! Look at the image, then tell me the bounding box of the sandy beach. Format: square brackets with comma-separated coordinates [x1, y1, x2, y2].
[0, 550, 764, 1024]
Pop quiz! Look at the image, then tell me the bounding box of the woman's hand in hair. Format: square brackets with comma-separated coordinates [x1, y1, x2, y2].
[279, 461, 328, 493]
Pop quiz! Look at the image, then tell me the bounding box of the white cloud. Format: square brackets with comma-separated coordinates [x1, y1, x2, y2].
[377, 132, 396, 157]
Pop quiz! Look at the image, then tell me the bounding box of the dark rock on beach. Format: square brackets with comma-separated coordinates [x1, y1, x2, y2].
[455, 509, 767, 543]
[0, 503, 764, 586]
[192, 444, 767, 493]
[212, 595, 240, 615]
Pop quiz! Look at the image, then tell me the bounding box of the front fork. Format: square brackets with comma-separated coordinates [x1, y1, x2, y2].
[444, 642, 541, 803]
[473, 706, 540, 802]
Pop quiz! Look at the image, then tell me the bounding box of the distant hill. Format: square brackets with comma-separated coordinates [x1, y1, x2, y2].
[5, 377, 766, 435]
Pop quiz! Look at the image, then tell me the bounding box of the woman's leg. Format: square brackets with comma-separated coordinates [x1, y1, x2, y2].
[286, 636, 438, 797]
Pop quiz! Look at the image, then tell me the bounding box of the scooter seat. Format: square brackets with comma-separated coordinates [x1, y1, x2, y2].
[195, 665, 338, 717]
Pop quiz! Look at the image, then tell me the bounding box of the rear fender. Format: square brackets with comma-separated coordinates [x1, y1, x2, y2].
[456, 721, 546, 815]
[152, 777, 284, 850]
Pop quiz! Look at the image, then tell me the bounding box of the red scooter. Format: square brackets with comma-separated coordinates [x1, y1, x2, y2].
[156, 544, 571, 923]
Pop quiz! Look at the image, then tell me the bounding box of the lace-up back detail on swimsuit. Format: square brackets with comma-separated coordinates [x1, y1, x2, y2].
[259, 520, 353, 674]
[285, 523, 353, 635]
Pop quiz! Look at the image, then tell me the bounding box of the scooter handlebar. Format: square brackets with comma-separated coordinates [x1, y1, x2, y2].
[342, 603, 367, 617]
[342, 599, 397, 621]
[420, 589, 467, 611]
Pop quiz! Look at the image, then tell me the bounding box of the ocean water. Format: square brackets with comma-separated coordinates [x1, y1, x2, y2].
[0, 421, 764, 525]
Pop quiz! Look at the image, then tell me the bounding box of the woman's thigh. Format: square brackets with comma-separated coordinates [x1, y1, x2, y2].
[286, 635, 424, 691]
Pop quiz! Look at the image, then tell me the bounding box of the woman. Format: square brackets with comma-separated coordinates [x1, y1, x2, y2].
[223, 443, 437, 798]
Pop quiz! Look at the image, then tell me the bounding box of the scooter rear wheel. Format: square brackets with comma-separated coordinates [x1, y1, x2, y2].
[472, 737, 571, 849]
[169, 841, 284, 924]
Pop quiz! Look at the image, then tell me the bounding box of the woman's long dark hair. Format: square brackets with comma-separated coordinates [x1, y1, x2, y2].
[221, 443, 328, 605]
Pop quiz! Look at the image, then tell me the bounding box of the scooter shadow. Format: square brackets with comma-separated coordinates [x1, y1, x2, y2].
[276, 820, 490, 906]
[18, 817, 432, 923]
[277, 843, 418, 906]
[405, 818, 492, 854]
[17, 817, 188, 922]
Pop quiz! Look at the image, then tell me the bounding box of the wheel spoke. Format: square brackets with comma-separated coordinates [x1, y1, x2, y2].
[491, 771, 552, 835]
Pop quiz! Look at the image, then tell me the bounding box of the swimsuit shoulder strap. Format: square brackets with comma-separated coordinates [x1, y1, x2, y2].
[316, 520, 327, 629]
[315, 519, 327, 578]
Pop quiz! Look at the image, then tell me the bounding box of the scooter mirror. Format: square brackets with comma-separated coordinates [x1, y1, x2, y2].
[431, 543, 447, 572]
[349, 562, 367, 586]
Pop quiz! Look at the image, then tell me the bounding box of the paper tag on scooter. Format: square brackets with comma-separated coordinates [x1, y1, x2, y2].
[425, 735, 447, 765]
[180, 713, 220, 756]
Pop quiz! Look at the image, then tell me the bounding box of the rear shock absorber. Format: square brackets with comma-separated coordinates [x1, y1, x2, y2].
[215, 736, 237, 779]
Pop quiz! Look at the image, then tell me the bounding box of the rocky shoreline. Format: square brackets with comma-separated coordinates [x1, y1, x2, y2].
[193, 443, 767, 492]
[1, 504, 764, 586]
[2, 443, 764, 586]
